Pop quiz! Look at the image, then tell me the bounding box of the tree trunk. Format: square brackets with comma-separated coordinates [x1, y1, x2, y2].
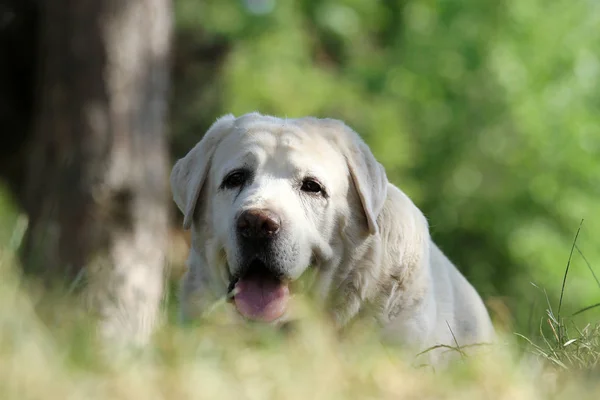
[22, 0, 172, 346]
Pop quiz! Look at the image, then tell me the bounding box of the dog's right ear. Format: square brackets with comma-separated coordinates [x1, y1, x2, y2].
[343, 134, 388, 235]
[170, 114, 236, 230]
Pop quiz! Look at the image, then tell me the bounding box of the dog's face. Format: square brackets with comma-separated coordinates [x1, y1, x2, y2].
[210, 122, 347, 283]
[171, 113, 388, 323]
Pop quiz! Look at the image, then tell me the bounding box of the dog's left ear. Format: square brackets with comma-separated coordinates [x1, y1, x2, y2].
[343, 130, 388, 235]
[170, 114, 236, 229]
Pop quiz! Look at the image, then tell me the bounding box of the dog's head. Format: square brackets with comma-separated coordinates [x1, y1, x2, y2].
[171, 113, 387, 322]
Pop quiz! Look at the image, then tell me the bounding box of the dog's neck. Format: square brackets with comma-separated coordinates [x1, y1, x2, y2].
[322, 183, 433, 331]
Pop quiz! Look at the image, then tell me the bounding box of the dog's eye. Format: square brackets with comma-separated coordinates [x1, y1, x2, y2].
[222, 170, 247, 188]
[301, 178, 322, 193]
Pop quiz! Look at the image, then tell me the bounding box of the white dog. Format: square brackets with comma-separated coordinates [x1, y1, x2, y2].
[170, 112, 495, 365]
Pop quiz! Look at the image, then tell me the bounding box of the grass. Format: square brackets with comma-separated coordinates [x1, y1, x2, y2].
[1, 219, 599, 399]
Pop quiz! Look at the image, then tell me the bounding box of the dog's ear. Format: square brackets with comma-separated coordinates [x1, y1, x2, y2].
[170, 114, 236, 230]
[343, 130, 388, 235]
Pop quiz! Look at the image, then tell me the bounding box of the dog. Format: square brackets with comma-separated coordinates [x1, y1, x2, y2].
[170, 112, 495, 365]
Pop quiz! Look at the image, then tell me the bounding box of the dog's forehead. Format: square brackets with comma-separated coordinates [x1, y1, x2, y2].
[213, 117, 346, 176]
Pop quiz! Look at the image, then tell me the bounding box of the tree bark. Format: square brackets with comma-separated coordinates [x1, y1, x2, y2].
[0, 0, 38, 205]
[22, 0, 172, 346]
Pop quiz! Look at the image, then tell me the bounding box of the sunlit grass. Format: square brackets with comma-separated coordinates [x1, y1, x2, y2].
[1, 207, 599, 399]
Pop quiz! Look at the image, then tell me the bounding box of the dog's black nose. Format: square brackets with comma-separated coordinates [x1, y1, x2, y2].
[237, 209, 281, 239]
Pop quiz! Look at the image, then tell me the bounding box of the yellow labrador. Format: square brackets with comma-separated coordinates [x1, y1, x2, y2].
[170, 113, 495, 364]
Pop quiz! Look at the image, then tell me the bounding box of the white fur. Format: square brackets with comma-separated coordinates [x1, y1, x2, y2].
[170, 112, 495, 365]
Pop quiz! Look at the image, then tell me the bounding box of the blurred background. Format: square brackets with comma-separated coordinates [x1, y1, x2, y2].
[1, 0, 599, 339]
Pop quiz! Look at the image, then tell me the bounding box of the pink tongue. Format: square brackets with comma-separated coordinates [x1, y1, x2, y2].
[234, 275, 290, 322]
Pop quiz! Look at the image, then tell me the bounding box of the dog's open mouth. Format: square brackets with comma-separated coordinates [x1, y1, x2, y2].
[228, 260, 290, 322]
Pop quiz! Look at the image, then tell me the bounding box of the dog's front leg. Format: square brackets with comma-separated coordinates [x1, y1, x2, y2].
[178, 250, 224, 324]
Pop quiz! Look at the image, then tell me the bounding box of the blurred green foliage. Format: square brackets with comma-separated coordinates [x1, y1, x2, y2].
[170, 0, 600, 332]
